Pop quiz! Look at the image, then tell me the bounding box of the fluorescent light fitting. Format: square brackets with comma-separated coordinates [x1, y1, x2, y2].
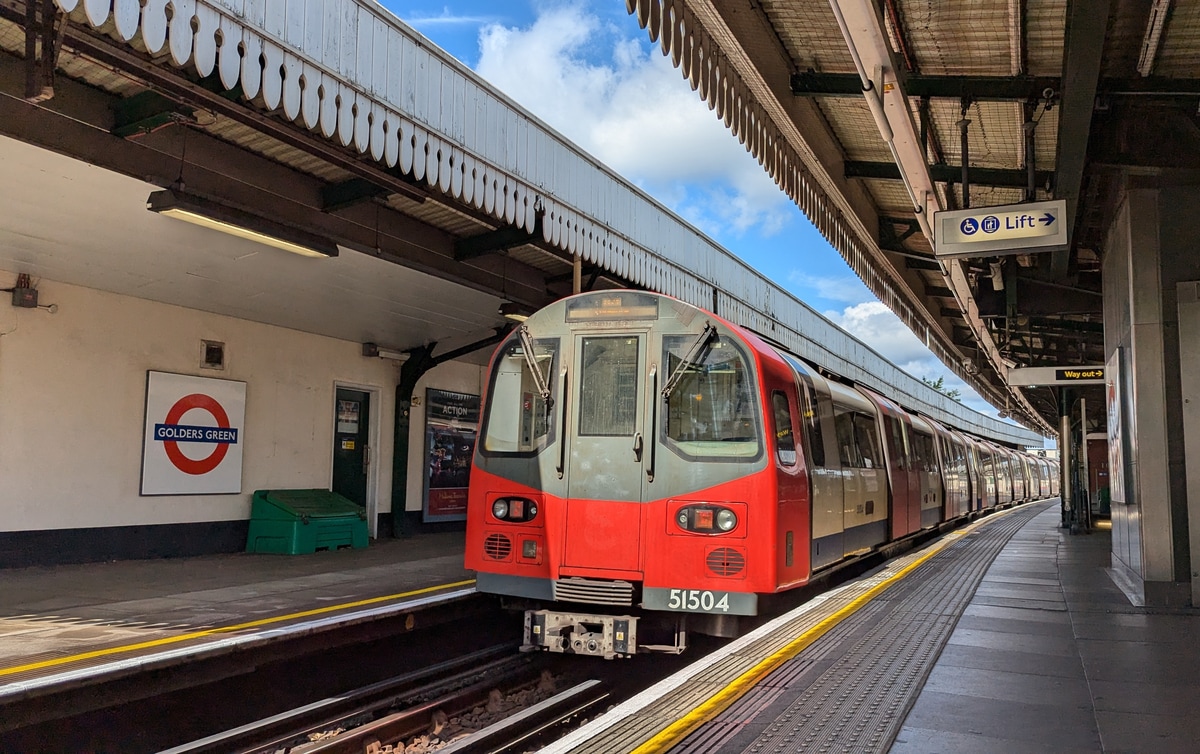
[362, 342, 410, 362]
[147, 190, 338, 258]
[499, 302, 530, 322]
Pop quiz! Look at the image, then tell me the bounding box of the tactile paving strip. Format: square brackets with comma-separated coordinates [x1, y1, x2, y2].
[677, 503, 1048, 754]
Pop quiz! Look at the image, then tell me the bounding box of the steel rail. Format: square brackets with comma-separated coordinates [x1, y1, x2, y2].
[158, 644, 519, 754]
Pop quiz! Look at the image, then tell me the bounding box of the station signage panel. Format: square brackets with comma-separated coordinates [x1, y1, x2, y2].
[933, 199, 1068, 259]
[1008, 365, 1105, 387]
[141, 370, 247, 495]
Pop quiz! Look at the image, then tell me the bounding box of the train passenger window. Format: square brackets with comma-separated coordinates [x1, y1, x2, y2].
[800, 384, 826, 467]
[579, 337, 639, 436]
[854, 414, 881, 469]
[890, 420, 908, 470]
[833, 407, 858, 467]
[662, 334, 760, 459]
[912, 432, 935, 472]
[481, 337, 558, 454]
[772, 392, 797, 467]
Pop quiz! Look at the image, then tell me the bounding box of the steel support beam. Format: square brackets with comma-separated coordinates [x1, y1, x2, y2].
[846, 160, 1054, 189]
[320, 178, 391, 212]
[454, 221, 540, 262]
[1052, 0, 1111, 277]
[791, 72, 1200, 99]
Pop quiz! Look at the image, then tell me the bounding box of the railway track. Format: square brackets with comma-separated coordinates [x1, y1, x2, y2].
[161, 644, 609, 754]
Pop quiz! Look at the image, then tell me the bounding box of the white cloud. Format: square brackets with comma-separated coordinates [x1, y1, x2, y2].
[404, 6, 495, 27]
[827, 301, 932, 366]
[825, 301, 999, 417]
[473, 5, 792, 237]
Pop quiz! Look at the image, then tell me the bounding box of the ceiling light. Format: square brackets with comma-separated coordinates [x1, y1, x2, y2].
[147, 190, 338, 258]
[499, 302, 530, 322]
[362, 342, 410, 362]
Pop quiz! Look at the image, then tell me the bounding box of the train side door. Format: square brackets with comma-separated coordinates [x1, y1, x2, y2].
[561, 333, 647, 574]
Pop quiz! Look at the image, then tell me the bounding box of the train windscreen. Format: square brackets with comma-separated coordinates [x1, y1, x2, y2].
[481, 337, 559, 455]
[662, 334, 760, 460]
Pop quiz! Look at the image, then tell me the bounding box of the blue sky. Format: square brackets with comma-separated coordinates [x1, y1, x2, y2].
[382, 0, 1003, 420]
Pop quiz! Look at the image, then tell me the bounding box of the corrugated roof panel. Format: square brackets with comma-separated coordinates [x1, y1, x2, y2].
[1031, 105, 1058, 169]
[817, 100, 894, 163]
[1155, 5, 1200, 76]
[863, 178, 917, 217]
[898, 0, 1014, 76]
[0, 19, 21, 51]
[760, 0, 856, 73]
[203, 119, 350, 181]
[965, 185, 1026, 208]
[386, 194, 481, 236]
[1025, 0, 1068, 76]
[508, 245, 572, 275]
[926, 100, 1024, 170]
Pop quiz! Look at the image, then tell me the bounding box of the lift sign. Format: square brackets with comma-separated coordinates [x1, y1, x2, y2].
[141, 371, 246, 495]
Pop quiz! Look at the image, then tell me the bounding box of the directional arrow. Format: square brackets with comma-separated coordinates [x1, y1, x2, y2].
[1040, 212, 1056, 226]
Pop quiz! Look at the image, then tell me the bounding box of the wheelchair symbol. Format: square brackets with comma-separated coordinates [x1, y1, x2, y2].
[960, 218, 979, 235]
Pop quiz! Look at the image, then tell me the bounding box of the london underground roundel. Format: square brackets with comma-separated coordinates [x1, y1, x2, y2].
[141, 371, 246, 495]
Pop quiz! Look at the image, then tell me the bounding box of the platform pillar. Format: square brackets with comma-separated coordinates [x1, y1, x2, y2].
[1102, 184, 1200, 606]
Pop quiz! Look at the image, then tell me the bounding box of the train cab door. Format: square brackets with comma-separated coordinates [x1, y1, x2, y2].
[561, 333, 648, 574]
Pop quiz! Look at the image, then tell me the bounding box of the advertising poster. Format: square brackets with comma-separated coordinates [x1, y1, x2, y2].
[1106, 350, 1127, 504]
[141, 371, 247, 495]
[424, 389, 479, 522]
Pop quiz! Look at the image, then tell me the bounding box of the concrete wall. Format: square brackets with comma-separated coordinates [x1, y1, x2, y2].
[0, 270, 484, 553]
[1103, 185, 1200, 605]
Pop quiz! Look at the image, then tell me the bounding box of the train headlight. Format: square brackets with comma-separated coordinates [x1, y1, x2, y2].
[490, 496, 539, 523]
[716, 509, 737, 531]
[675, 504, 741, 534]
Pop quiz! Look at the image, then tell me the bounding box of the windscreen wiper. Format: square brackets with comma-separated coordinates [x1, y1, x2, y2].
[661, 322, 715, 400]
[518, 325, 552, 402]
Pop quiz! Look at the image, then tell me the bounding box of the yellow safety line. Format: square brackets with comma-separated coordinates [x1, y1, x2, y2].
[0, 578, 476, 678]
[630, 513, 1006, 754]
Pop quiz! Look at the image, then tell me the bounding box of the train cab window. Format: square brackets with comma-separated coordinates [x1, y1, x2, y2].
[578, 336, 640, 436]
[854, 414, 881, 469]
[481, 337, 558, 454]
[772, 392, 797, 467]
[662, 334, 760, 459]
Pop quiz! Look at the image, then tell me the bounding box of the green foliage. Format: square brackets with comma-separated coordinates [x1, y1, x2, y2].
[921, 375, 962, 401]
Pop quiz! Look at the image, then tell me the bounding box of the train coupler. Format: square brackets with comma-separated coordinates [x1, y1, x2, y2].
[523, 609, 640, 659]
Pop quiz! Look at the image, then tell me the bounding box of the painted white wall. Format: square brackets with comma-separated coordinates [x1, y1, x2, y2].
[0, 272, 402, 532]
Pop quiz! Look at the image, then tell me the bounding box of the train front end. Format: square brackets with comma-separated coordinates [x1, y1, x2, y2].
[465, 291, 774, 658]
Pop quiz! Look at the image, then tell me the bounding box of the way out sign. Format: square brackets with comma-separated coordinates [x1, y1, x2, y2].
[141, 371, 246, 495]
[933, 199, 1068, 259]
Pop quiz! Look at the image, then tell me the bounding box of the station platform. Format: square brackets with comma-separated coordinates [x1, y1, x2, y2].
[0, 532, 472, 701]
[545, 501, 1200, 754]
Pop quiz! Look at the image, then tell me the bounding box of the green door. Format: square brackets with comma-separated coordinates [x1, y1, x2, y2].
[332, 388, 370, 507]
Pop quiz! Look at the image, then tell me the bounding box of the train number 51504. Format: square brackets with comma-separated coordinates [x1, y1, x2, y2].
[667, 589, 730, 612]
[642, 586, 757, 615]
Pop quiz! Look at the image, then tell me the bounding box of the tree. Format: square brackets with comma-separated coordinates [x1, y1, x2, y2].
[921, 375, 962, 401]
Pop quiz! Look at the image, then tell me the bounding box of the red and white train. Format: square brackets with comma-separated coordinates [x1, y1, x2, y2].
[465, 290, 1058, 658]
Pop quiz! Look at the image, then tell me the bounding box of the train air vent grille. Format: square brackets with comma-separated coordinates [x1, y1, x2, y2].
[706, 548, 746, 576]
[483, 534, 513, 561]
[553, 578, 634, 606]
